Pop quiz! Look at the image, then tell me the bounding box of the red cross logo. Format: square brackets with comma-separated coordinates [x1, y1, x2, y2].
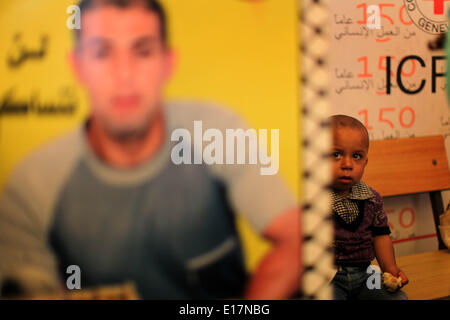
[424, 0, 450, 15]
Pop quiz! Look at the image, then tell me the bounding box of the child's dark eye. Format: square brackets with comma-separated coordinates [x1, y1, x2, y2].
[331, 152, 342, 159]
[353, 153, 362, 160]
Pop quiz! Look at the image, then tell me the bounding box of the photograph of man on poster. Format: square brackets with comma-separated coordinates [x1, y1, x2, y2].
[0, 0, 301, 300]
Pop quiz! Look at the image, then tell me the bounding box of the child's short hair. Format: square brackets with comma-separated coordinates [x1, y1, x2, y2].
[329, 115, 369, 149]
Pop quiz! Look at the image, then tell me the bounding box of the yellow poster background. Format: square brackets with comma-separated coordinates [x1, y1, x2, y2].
[0, 0, 301, 272]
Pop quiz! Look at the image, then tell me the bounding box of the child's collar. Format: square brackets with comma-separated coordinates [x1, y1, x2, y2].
[332, 181, 374, 202]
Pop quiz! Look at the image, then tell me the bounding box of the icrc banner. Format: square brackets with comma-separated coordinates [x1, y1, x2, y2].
[329, 0, 450, 256]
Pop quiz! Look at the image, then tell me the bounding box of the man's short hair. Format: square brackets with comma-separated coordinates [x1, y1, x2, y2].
[329, 114, 370, 149]
[75, 0, 168, 45]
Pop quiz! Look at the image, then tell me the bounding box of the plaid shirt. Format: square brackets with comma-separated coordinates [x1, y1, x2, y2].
[332, 181, 391, 265]
[331, 181, 374, 225]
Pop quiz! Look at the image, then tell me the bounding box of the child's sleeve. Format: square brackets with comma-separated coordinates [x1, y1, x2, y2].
[369, 190, 391, 236]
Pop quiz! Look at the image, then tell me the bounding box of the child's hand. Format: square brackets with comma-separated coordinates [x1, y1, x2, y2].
[385, 265, 409, 286]
[398, 269, 409, 286]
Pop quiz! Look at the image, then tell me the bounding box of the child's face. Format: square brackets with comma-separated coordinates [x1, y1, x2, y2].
[331, 127, 368, 196]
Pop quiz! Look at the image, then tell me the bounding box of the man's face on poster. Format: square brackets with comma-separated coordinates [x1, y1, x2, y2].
[71, 5, 173, 139]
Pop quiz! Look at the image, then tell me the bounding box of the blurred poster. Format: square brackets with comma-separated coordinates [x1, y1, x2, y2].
[0, 0, 300, 272]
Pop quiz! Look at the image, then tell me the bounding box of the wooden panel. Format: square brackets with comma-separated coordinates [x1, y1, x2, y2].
[363, 136, 450, 197]
[371, 250, 450, 300]
[396, 250, 450, 300]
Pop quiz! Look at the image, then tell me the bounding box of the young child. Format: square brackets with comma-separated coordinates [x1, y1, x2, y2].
[329, 115, 408, 300]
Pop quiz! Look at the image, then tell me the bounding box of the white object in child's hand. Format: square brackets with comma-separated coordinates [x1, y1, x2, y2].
[382, 272, 403, 292]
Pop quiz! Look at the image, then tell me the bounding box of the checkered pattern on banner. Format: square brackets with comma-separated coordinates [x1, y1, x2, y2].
[299, 0, 334, 300]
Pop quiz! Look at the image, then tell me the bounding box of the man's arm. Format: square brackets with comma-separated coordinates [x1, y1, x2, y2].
[373, 235, 408, 285]
[0, 132, 81, 296]
[0, 183, 61, 297]
[244, 208, 301, 299]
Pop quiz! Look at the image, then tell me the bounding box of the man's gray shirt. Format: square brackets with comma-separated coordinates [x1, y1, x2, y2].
[0, 101, 296, 299]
